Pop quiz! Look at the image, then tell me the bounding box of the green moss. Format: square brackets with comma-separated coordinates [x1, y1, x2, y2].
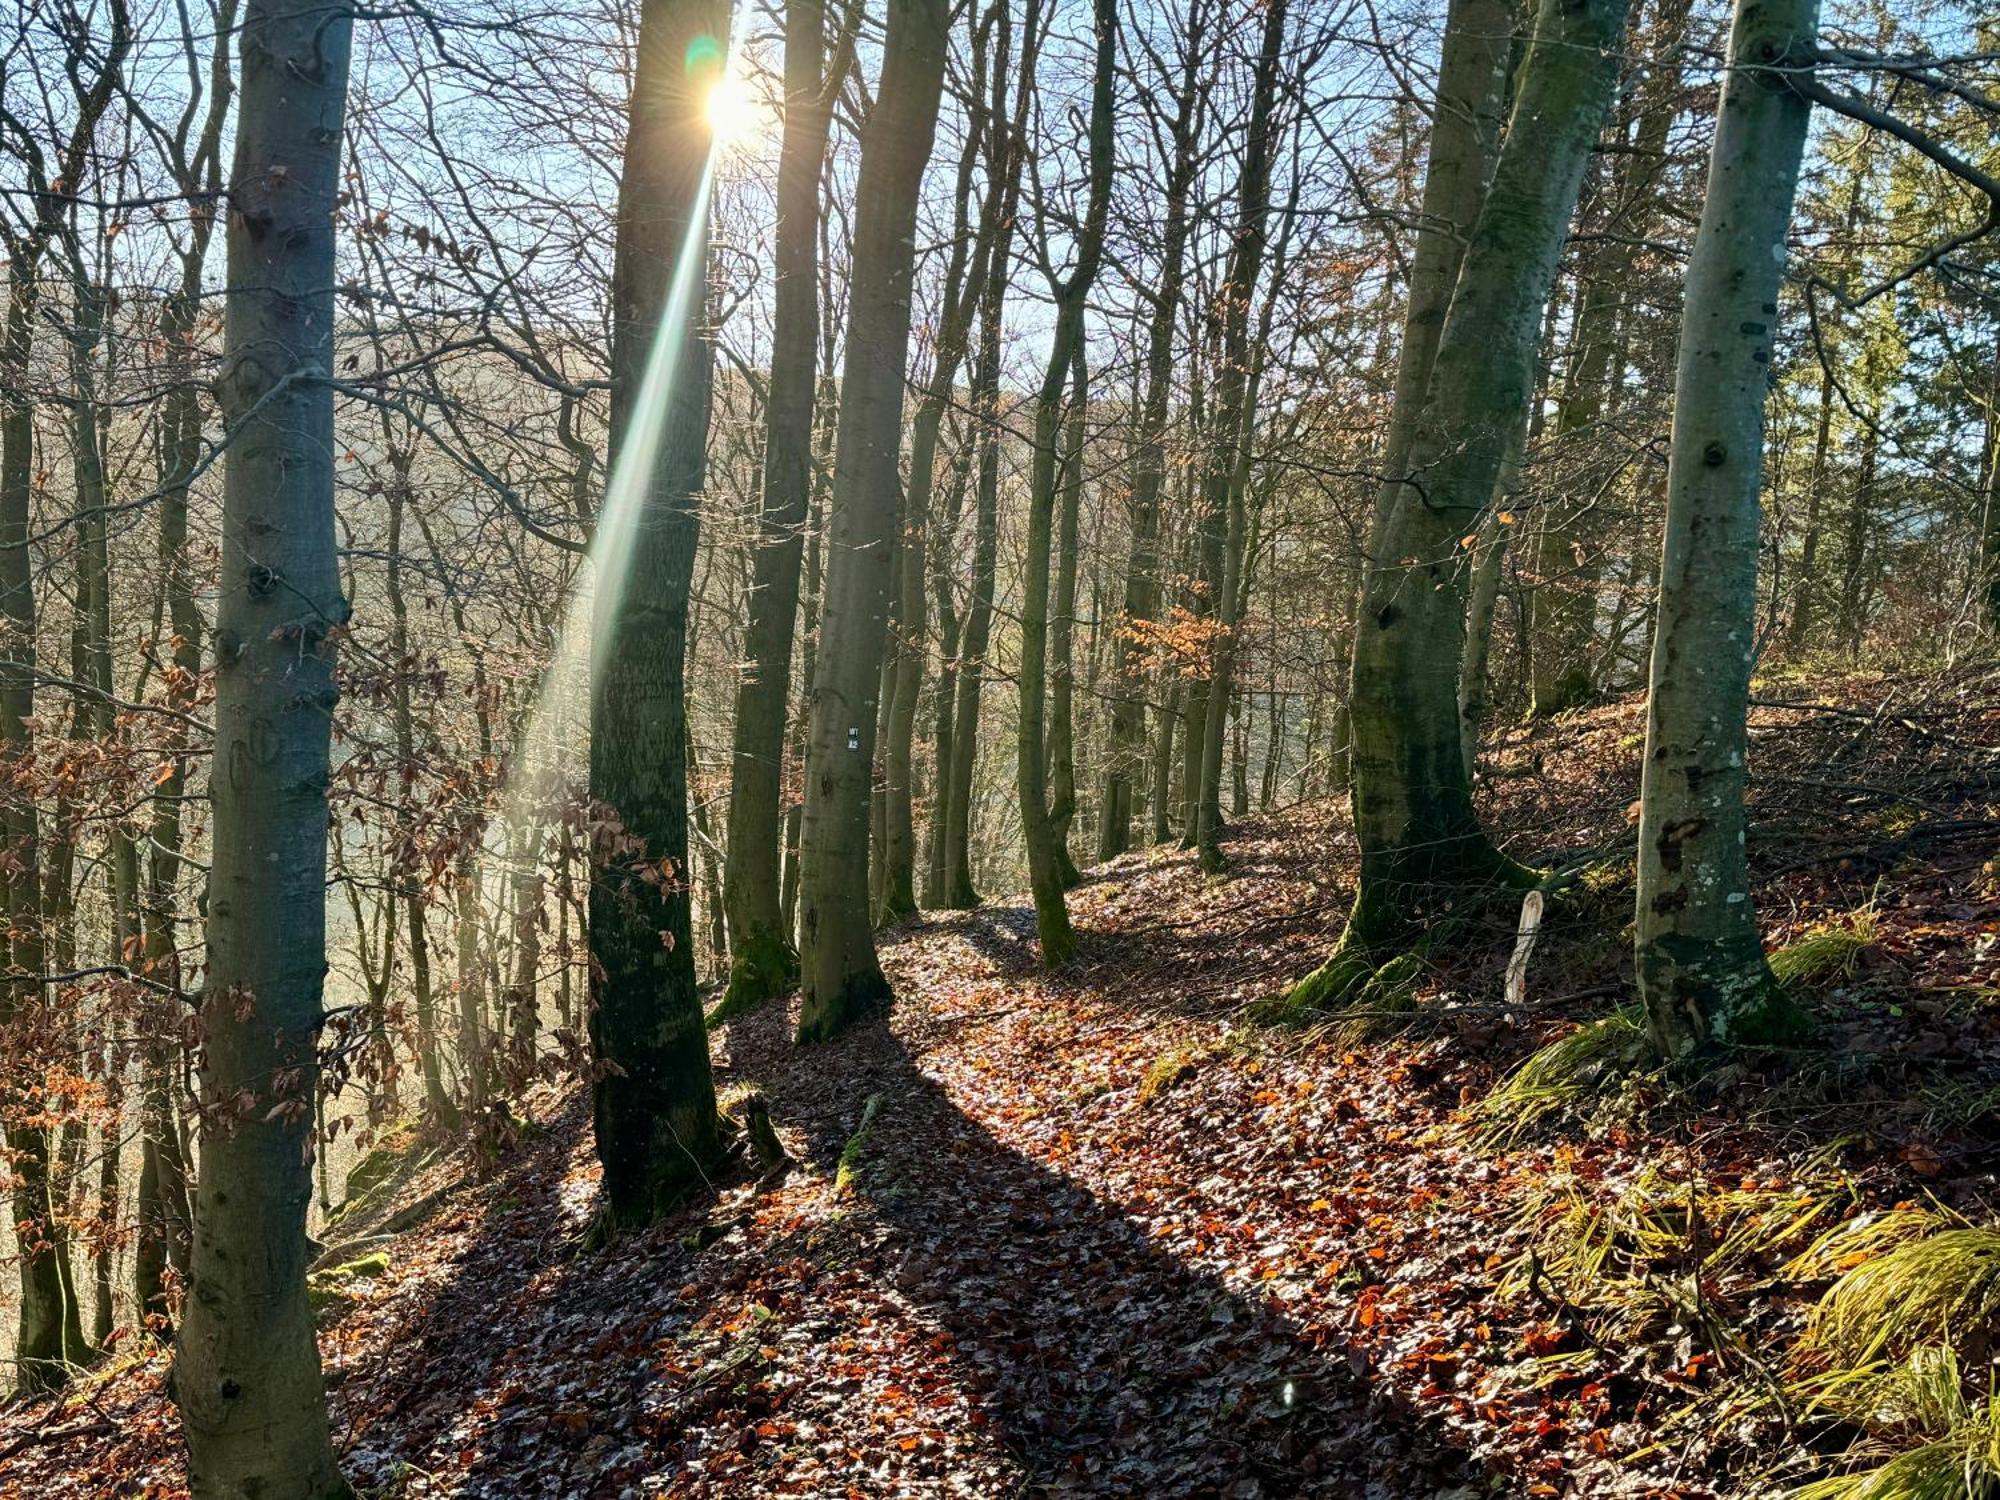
[1138, 1044, 1211, 1105]
[1254, 944, 1373, 1025]
[1322, 953, 1425, 1047]
[710, 929, 799, 1027]
[834, 1093, 882, 1194]
[308, 1250, 391, 1314]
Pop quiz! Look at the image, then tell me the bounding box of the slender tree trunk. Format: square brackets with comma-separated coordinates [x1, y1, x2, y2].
[880, 12, 1001, 921]
[1787, 362, 1836, 652]
[921, 427, 973, 903]
[1289, 0, 1628, 1005]
[1098, 11, 1207, 860]
[1148, 680, 1180, 845]
[172, 0, 354, 1489]
[796, 0, 949, 1039]
[1046, 354, 1086, 884]
[938, 167, 1018, 910]
[1635, 0, 1817, 1055]
[588, 0, 728, 1219]
[1192, 0, 1287, 875]
[138, 0, 232, 1335]
[1526, 0, 1689, 714]
[1017, 0, 1113, 962]
[719, 0, 843, 1013]
[385, 468, 457, 1128]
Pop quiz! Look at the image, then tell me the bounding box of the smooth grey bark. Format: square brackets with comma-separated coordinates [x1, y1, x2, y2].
[1288, 0, 1629, 1006]
[1194, 29, 1293, 875]
[588, 0, 728, 1219]
[1635, 0, 1819, 1054]
[171, 0, 352, 1492]
[718, 0, 850, 1014]
[795, 0, 949, 1040]
[877, 6, 1004, 923]
[1045, 353, 1086, 883]
[1018, 0, 1115, 964]
[937, 16, 1032, 911]
[1097, 1, 1208, 860]
[1315, 0, 1510, 828]
[1527, 0, 1691, 715]
[1361, 0, 1514, 553]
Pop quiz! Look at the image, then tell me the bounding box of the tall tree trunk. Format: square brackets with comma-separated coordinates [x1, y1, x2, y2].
[1286, 0, 1628, 1007]
[1319, 0, 1510, 818]
[719, 0, 845, 1014]
[1526, 0, 1690, 714]
[384, 456, 458, 1129]
[937, 58, 1028, 911]
[1634, 0, 1818, 1055]
[172, 0, 353, 1490]
[70, 277, 137, 1352]
[879, 8, 1003, 923]
[795, 0, 949, 1039]
[590, 0, 729, 1221]
[0, 5, 130, 1395]
[1191, 0, 1287, 875]
[921, 425, 973, 904]
[1017, 0, 1114, 964]
[1045, 353, 1086, 883]
[1095, 40, 1205, 857]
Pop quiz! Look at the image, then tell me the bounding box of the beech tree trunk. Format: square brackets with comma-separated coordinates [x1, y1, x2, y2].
[1635, 0, 1818, 1055]
[588, 0, 728, 1219]
[1097, 14, 1204, 859]
[719, 0, 843, 1013]
[795, 0, 949, 1040]
[878, 10, 1003, 923]
[1526, 0, 1690, 715]
[1192, 0, 1287, 875]
[1017, 0, 1114, 965]
[1045, 359, 1086, 883]
[1290, 0, 1628, 1004]
[171, 0, 352, 1490]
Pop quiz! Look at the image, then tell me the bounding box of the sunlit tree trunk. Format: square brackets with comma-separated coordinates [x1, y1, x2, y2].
[796, 0, 949, 1039]
[172, 0, 353, 1490]
[879, 12, 1000, 923]
[1526, 0, 1689, 714]
[1635, 0, 1818, 1055]
[1017, 0, 1114, 964]
[1288, 0, 1628, 1005]
[1045, 359, 1086, 883]
[719, 0, 845, 1013]
[1191, 0, 1287, 875]
[589, 0, 729, 1217]
[1097, 15, 1205, 859]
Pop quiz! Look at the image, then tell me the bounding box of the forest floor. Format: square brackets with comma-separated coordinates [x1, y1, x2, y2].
[5, 670, 2000, 1499]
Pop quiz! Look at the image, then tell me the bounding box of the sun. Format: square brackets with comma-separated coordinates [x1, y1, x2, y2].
[704, 65, 769, 147]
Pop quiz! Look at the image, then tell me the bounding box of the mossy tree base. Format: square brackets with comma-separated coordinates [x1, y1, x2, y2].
[710, 929, 799, 1027]
[796, 967, 894, 1045]
[1529, 667, 1595, 720]
[1638, 931, 1812, 1059]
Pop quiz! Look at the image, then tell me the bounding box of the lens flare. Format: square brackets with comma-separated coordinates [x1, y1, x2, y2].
[704, 64, 769, 146]
[479, 154, 719, 984]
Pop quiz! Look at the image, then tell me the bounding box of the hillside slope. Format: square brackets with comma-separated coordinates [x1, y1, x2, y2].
[5, 673, 2000, 1498]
